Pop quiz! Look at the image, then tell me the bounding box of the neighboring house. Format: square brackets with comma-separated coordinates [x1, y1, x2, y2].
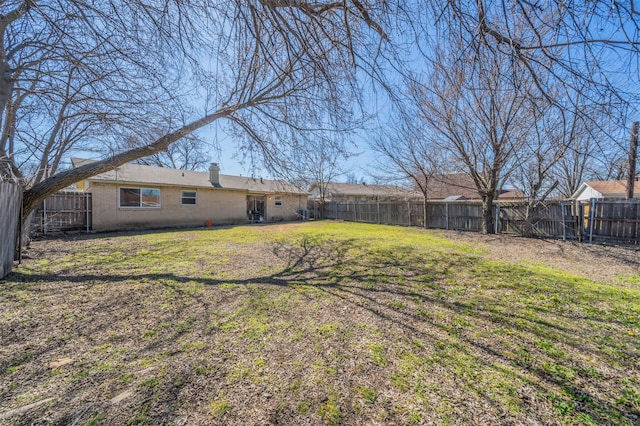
[309, 182, 421, 202]
[571, 179, 640, 202]
[72, 159, 308, 231]
[421, 173, 525, 201]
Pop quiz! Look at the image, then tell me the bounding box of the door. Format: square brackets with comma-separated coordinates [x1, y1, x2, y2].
[247, 195, 266, 222]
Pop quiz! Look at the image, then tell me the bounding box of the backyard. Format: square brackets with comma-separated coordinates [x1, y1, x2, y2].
[0, 221, 639, 425]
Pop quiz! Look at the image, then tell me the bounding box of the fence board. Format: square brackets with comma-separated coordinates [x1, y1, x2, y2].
[0, 181, 22, 278]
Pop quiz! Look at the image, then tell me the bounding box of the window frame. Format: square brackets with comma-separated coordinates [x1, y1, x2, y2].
[181, 190, 197, 206]
[119, 187, 161, 209]
[274, 195, 283, 207]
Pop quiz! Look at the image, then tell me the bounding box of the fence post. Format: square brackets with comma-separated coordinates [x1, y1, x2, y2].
[335, 201, 338, 220]
[588, 198, 596, 243]
[445, 203, 449, 230]
[43, 196, 47, 236]
[85, 193, 90, 233]
[494, 202, 500, 234]
[561, 202, 566, 241]
[407, 201, 411, 226]
[377, 201, 380, 224]
[18, 200, 23, 264]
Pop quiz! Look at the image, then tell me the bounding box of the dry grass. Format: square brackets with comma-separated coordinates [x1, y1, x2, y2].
[0, 221, 638, 425]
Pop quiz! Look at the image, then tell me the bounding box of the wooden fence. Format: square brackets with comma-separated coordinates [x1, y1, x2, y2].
[585, 199, 640, 245]
[0, 181, 22, 278]
[316, 199, 638, 245]
[30, 191, 92, 234]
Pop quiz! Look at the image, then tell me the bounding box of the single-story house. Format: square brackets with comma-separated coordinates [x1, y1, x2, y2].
[420, 173, 525, 201]
[571, 179, 640, 201]
[72, 159, 308, 231]
[309, 182, 422, 202]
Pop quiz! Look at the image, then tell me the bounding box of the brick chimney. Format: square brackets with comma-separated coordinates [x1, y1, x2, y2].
[209, 163, 221, 187]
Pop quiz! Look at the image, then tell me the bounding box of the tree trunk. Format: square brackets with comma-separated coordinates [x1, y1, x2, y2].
[481, 194, 494, 234]
[423, 194, 428, 229]
[21, 104, 240, 217]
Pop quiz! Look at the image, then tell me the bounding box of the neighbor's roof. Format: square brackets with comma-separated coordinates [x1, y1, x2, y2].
[499, 189, 526, 199]
[72, 158, 307, 194]
[426, 174, 479, 200]
[422, 173, 524, 200]
[315, 182, 421, 198]
[583, 180, 640, 197]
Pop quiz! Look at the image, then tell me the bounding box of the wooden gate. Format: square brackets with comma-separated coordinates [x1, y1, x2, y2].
[31, 191, 92, 234]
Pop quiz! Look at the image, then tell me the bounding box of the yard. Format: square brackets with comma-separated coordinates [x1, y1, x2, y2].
[1, 221, 639, 425]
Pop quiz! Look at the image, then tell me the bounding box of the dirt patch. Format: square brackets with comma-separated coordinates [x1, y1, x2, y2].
[442, 230, 640, 283]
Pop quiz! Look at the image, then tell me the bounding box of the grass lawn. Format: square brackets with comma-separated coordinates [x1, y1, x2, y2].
[1, 221, 639, 425]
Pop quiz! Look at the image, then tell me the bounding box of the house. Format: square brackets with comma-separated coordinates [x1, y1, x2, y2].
[421, 173, 525, 201]
[571, 179, 640, 202]
[72, 159, 308, 231]
[309, 182, 421, 202]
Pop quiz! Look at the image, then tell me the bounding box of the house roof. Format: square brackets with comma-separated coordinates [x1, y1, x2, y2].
[581, 180, 640, 198]
[499, 189, 526, 199]
[72, 159, 307, 195]
[313, 182, 421, 199]
[423, 174, 524, 200]
[426, 174, 479, 200]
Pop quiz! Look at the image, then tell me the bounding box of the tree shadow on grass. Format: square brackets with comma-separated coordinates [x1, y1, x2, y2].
[2, 235, 639, 425]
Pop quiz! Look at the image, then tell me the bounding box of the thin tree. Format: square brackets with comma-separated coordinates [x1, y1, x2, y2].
[293, 135, 353, 219]
[370, 119, 442, 228]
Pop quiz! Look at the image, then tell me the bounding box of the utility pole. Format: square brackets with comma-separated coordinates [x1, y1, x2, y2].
[627, 121, 638, 199]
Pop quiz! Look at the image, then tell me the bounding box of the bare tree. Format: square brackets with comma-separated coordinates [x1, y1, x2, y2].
[0, 1, 394, 217]
[370, 117, 444, 228]
[413, 41, 532, 233]
[551, 105, 624, 197]
[4, 0, 640, 222]
[123, 131, 212, 171]
[425, 1, 640, 112]
[291, 134, 353, 219]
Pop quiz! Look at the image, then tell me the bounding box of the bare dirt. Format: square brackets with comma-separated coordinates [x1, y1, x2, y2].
[442, 230, 640, 284]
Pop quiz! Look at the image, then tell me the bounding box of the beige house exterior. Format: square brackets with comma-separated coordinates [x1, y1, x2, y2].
[72, 159, 308, 231]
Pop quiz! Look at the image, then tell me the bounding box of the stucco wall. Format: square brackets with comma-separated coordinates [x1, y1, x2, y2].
[89, 183, 249, 231]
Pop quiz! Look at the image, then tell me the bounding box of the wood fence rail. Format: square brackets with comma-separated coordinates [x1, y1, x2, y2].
[312, 199, 638, 245]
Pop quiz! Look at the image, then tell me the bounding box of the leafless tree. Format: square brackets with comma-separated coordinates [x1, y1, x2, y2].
[413, 41, 533, 233]
[3, 0, 640, 224]
[291, 134, 353, 218]
[551, 105, 625, 197]
[401, 1, 640, 233]
[370, 117, 444, 228]
[424, 1, 640, 112]
[123, 130, 212, 171]
[0, 0, 394, 217]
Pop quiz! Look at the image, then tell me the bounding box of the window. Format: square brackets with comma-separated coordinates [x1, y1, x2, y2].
[119, 188, 161, 208]
[274, 196, 282, 207]
[181, 190, 197, 205]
